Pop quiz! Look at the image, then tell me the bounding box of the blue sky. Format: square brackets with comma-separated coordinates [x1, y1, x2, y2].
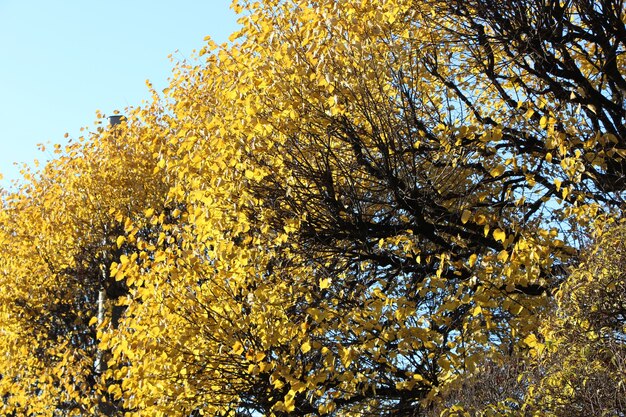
[0, 1, 238, 187]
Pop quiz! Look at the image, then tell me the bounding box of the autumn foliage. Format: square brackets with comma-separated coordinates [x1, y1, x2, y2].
[0, 0, 624, 416]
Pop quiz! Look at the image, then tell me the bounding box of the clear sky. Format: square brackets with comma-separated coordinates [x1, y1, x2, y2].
[0, 1, 238, 187]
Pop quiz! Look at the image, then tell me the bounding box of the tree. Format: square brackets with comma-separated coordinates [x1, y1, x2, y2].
[102, 0, 623, 415]
[0, 109, 171, 416]
[1, 0, 624, 416]
[523, 221, 626, 416]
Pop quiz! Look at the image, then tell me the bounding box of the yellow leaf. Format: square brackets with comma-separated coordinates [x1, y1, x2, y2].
[524, 334, 538, 348]
[468, 253, 478, 267]
[340, 346, 354, 368]
[461, 209, 471, 224]
[116, 235, 125, 248]
[509, 303, 524, 315]
[88, 316, 98, 326]
[301, 341, 311, 354]
[232, 341, 244, 355]
[490, 165, 505, 178]
[493, 228, 506, 243]
[319, 277, 331, 290]
[107, 384, 122, 400]
[284, 393, 296, 412]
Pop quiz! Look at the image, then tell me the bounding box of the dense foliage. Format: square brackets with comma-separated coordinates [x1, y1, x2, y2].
[0, 0, 624, 415]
